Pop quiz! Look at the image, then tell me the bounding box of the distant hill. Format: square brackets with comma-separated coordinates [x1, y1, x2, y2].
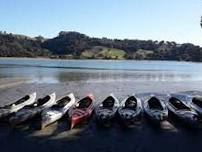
[0, 32, 50, 57]
[0, 31, 202, 62]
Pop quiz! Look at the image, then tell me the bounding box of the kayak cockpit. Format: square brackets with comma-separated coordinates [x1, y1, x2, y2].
[13, 95, 30, 105]
[36, 96, 51, 106]
[148, 97, 163, 110]
[102, 96, 115, 108]
[192, 97, 202, 108]
[25, 95, 51, 109]
[124, 96, 137, 110]
[52, 96, 71, 109]
[169, 97, 190, 111]
[2, 95, 30, 108]
[77, 97, 92, 109]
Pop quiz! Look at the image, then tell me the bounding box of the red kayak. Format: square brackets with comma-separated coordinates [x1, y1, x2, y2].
[69, 94, 94, 129]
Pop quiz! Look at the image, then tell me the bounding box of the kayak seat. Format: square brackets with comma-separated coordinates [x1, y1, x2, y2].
[169, 97, 190, 110]
[6, 95, 30, 107]
[192, 97, 202, 108]
[78, 97, 92, 108]
[52, 96, 71, 109]
[102, 97, 115, 108]
[125, 96, 137, 109]
[148, 97, 163, 110]
[37, 96, 51, 106]
[23, 103, 37, 109]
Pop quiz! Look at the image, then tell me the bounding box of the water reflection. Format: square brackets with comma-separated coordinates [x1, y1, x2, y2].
[0, 59, 201, 83]
[1, 68, 194, 83]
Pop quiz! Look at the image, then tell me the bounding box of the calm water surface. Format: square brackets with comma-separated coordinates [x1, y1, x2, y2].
[0, 58, 202, 83]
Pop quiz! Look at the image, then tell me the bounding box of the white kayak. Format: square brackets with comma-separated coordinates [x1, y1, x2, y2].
[9, 92, 56, 126]
[143, 95, 168, 122]
[118, 95, 142, 127]
[95, 93, 119, 126]
[41, 93, 76, 129]
[0, 92, 36, 119]
[167, 96, 200, 126]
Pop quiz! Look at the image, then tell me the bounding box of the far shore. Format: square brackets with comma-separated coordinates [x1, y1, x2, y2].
[0, 56, 201, 64]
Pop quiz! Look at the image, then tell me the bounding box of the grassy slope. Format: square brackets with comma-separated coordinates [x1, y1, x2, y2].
[81, 47, 126, 59]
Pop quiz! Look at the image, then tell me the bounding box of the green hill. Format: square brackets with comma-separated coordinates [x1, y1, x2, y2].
[81, 47, 126, 59]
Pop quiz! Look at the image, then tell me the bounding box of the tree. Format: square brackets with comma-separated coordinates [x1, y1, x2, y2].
[200, 16, 202, 28]
[201, 16, 202, 28]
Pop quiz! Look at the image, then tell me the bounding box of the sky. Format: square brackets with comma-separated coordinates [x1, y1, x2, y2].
[0, 0, 201, 45]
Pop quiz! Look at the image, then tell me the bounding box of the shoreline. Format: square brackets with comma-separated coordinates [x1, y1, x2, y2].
[1, 80, 202, 105]
[0, 57, 201, 64]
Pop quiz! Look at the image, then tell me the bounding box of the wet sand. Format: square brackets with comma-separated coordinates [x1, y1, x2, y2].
[0, 78, 28, 90]
[1, 81, 202, 152]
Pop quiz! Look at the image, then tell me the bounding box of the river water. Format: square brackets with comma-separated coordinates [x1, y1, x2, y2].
[0, 58, 202, 83]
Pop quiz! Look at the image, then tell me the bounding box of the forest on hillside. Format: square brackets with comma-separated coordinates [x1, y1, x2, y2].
[0, 31, 201, 61]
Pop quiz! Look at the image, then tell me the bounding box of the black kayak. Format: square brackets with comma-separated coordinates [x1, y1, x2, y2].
[143, 96, 168, 122]
[95, 94, 119, 127]
[167, 96, 200, 127]
[117, 95, 142, 127]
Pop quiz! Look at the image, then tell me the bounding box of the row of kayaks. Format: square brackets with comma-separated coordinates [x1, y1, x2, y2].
[1, 92, 202, 129]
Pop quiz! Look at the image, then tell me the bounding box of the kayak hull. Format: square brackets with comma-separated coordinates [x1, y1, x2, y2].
[41, 93, 76, 129]
[70, 112, 90, 129]
[168, 108, 200, 127]
[9, 93, 56, 126]
[167, 96, 200, 128]
[0, 92, 37, 119]
[9, 109, 39, 126]
[69, 95, 94, 129]
[41, 111, 63, 129]
[118, 96, 142, 127]
[144, 110, 168, 122]
[118, 109, 142, 127]
[0, 109, 11, 119]
[96, 109, 117, 127]
[143, 96, 168, 123]
[95, 94, 119, 127]
[190, 97, 202, 117]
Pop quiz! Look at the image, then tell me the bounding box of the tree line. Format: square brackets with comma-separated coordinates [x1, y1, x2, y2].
[0, 31, 201, 62]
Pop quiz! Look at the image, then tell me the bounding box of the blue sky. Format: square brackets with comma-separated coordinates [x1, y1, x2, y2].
[0, 0, 201, 45]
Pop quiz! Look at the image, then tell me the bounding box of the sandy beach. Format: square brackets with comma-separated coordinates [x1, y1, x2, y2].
[1, 80, 202, 152]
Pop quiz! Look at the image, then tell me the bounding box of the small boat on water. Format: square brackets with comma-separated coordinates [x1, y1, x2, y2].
[9, 93, 56, 126]
[167, 96, 200, 126]
[0, 92, 36, 119]
[41, 93, 76, 129]
[95, 94, 119, 127]
[117, 95, 142, 127]
[190, 96, 202, 116]
[143, 96, 168, 122]
[68, 94, 94, 129]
